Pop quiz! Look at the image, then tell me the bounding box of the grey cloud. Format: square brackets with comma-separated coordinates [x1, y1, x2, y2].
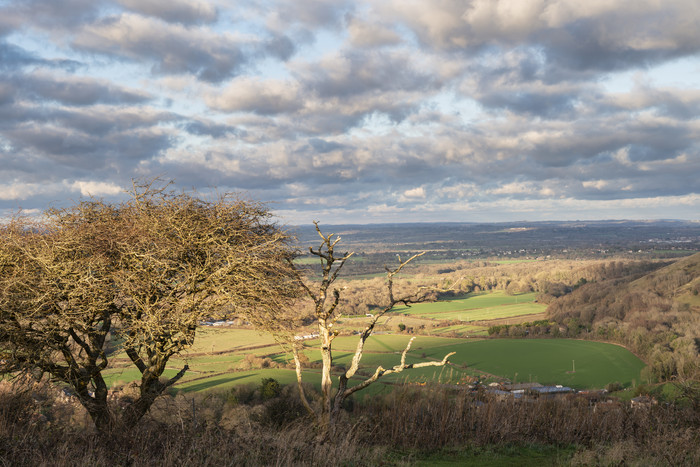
[570, 160, 700, 200]
[74, 14, 249, 82]
[268, 0, 354, 30]
[464, 46, 590, 105]
[307, 138, 345, 153]
[538, 5, 700, 73]
[16, 74, 151, 106]
[208, 78, 303, 115]
[116, 0, 218, 25]
[600, 87, 700, 120]
[0, 88, 174, 136]
[49, 107, 179, 137]
[182, 120, 238, 138]
[140, 159, 387, 214]
[6, 124, 172, 168]
[0, 82, 15, 107]
[519, 121, 691, 168]
[264, 34, 296, 61]
[2, 0, 698, 222]
[298, 50, 438, 98]
[295, 101, 418, 135]
[0, 41, 83, 71]
[4, 0, 104, 30]
[0, 16, 14, 37]
[211, 62, 423, 132]
[390, 0, 700, 74]
[541, 26, 680, 73]
[0, 42, 42, 70]
[345, 14, 402, 48]
[1, 97, 179, 179]
[195, 136, 455, 192]
[476, 89, 577, 118]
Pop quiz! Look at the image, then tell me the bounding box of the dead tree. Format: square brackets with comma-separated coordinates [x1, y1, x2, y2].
[290, 222, 455, 431]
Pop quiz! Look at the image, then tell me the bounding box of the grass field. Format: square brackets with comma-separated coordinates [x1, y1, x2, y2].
[99, 291, 644, 393]
[102, 330, 646, 393]
[416, 338, 645, 389]
[189, 328, 277, 353]
[323, 336, 644, 389]
[429, 324, 489, 336]
[392, 291, 546, 322]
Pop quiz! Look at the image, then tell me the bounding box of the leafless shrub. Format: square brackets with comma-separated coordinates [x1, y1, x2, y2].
[1, 382, 699, 465]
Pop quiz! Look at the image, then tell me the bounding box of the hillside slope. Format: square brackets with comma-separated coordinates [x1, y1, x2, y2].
[547, 253, 700, 382]
[630, 252, 700, 308]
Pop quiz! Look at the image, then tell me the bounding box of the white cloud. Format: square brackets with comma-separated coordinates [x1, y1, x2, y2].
[582, 180, 609, 190]
[400, 187, 426, 201]
[70, 181, 123, 197]
[346, 16, 401, 47]
[116, 0, 218, 25]
[206, 77, 303, 114]
[0, 182, 43, 200]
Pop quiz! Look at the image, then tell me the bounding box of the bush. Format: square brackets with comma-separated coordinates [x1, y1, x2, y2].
[606, 382, 623, 392]
[261, 378, 281, 400]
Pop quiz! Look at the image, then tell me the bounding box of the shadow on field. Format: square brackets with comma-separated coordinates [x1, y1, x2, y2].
[180, 375, 250, 392]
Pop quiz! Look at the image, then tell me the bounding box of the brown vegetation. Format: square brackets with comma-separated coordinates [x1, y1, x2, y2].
[546, 253, 700, 383]
[0, 181, 298, 434]
[2, 377, 698, 466]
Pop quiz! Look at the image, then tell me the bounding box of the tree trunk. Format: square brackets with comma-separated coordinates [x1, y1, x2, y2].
[319, 322, 334, 429]
[73, 386, 114, 435]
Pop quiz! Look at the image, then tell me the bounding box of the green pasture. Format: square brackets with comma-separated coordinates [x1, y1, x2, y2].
[294, 336, 644, 389]
[329, 334, 464, 353]
[395, 291, 539, 313]
[651, 249, 697, 255]
[102, 328, 645, 393]
[392, 291, 545, 321]
[189, 328, 277, 353]
[176, 368, 301, 393]
[429, 324, 488, 336]
[416, 338, 645, 389]
[425, 303, 545, 321]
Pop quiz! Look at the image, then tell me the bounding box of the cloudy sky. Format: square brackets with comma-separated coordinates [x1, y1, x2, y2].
[1, 0, 699, 224]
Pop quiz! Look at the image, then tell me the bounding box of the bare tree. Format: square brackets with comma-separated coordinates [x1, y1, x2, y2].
[0, 181, 298, 434]
[289, 223, 455, 432]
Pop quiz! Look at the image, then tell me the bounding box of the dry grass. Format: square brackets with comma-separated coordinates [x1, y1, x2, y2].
[2, 378, 699, 466]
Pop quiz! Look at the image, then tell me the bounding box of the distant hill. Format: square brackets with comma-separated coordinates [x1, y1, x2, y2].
[547, 253, 700, 382]
[290, 220, 700, 259]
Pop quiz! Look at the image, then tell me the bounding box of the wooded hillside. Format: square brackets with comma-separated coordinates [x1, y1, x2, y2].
[546, 253, 700, 382]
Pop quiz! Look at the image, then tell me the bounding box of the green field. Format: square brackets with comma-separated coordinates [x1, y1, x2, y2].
[189, 328, 277, 352]
[429, 324, 489, 336]
[102, 331, 648, 393]
[417, 338, 645, 389]
[319, 336, 644, 389]
[392, 291, 546, 321]
[99, 290, 643, 393]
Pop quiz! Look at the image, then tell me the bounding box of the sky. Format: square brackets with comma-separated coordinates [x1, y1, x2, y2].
[1, 0, 699, 225]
